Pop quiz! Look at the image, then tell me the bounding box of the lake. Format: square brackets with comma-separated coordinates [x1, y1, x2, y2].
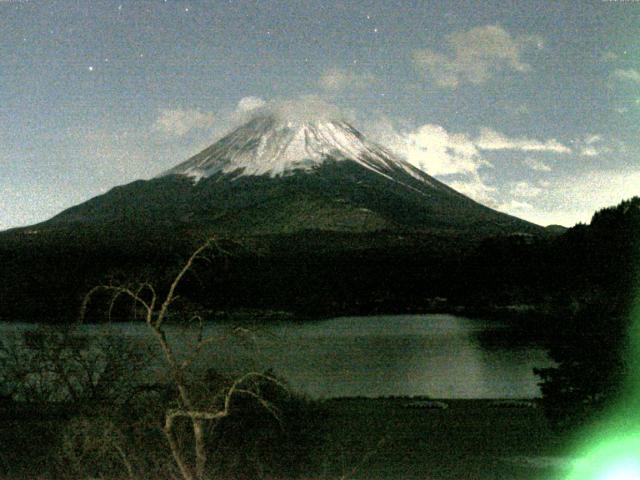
[0, 314, 552, 399]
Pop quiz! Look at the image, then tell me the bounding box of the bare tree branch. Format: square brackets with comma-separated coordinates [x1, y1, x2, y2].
[81, 285, 153, 324]
[155, 239, 217, 329]
[78, 237, 287, 480]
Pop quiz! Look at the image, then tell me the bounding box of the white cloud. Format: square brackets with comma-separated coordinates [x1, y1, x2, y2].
[412, 25, 543, 88]
[236, 96, 266, 113]
[375, 122, 485, 176]
[396, 124, 484, 175]
[412, 50, 461, 88]
[523, 157, 552, 172]
[500, 199, 535, 212]
[318, 68, 376, 91]
[475, 128, 571, 153]
[613, 68, 640, 84]
[579, 134, 608, 157]
[366, 114, 635, 228]
[254, 95, 352, 123]
[197, 95, 357, 153]
[368, 119, 573, 206]
[367, 119, 496, 205]
[153, 108, 215, 137]
[447, 177, 498, 207]
[580, 146, 598, 157]
[510, 181, 543, 198]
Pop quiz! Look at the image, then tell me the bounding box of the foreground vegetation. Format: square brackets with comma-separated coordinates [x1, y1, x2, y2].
[0, 322, 325, 480]
[533, 198, 640, 432]
[1, 197, 637, 478]
[1, 240, 322, 480]
[0, 394, 565, 480]
[0, 323, 565, 479]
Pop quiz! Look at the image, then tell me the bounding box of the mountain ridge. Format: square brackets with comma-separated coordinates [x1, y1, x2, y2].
[38, 114, 542, 239]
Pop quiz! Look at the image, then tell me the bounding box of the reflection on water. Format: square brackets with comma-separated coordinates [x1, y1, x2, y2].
[0, 314, 552, 399]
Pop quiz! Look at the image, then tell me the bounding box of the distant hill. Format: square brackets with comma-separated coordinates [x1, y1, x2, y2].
[544, 224, 568, 235]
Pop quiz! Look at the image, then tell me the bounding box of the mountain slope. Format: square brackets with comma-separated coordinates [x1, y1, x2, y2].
[43, 115, 541, 238]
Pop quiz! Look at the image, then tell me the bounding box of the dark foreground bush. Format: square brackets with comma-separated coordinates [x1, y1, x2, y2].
[1, 373, 325, 480]
[0, 328, 324, 479]
[203, 369, 325, 480]
[534, 302, 629, 432]
[71, 377, 322, 479]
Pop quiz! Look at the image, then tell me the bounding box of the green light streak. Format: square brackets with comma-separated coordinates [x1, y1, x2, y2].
[567, 435, 640, 480]
[565, 296, 640, 479]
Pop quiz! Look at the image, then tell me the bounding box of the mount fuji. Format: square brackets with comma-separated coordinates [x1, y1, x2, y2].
[0, 113, 548, 322]
[41, 114, 541, 238]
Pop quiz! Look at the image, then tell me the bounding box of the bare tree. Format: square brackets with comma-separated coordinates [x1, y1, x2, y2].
[81, 238, 284, 480]
[0, 326, 147, 404]
[0, 325, 154, 479]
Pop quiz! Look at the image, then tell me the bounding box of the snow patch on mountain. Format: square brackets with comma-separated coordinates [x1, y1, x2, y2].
[161, 115, 438, 191]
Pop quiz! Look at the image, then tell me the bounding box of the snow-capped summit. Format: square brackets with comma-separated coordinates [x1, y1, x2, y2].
[161, 115, 434, 188]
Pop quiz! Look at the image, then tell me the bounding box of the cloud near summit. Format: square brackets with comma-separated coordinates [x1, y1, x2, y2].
[373, 121, 570, 178]
[369, 119, 494, 204]
[236, 96, 267, 113]
[235, 95, 353, 124]
[369, 119, 572, 207]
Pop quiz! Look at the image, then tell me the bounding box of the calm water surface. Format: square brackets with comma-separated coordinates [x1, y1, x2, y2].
[1, 314, 552, 399]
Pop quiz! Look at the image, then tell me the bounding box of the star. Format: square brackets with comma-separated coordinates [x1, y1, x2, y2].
[88, 66, 94, 72]
[373, 27, 378, 33]
[185, 7, 189, 12]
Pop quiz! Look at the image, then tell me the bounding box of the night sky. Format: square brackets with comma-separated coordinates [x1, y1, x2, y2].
[1, 0, 639, 230]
